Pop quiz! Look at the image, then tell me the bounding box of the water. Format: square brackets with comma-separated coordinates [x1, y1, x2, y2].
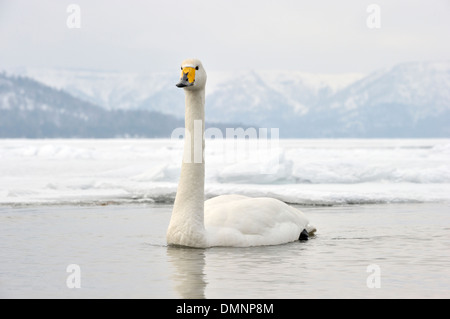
[0, 138, 449, 298]
[0, 203, 448, 298]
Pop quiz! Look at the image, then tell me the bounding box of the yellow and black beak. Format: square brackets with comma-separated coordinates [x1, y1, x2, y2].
[176, 67, 196, 88]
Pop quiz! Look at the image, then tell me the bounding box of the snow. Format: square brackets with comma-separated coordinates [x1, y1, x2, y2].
[1, 138, 449, 206]
[335, 61, 450, 114]
[258, 70, 365, 94]
[0, 93, 13, 110]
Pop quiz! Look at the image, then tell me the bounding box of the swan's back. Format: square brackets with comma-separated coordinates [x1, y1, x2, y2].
[204, 195, 315, 247]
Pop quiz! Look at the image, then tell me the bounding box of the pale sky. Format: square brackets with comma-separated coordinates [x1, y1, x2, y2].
[0, 0, 449, 74]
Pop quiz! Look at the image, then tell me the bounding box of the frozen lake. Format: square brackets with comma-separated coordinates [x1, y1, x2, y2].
[0, 138, 449, 298]
[1, 138, 450, 206]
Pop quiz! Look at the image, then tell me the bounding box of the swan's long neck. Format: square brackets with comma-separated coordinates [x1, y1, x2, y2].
[167, 88, 206, 247]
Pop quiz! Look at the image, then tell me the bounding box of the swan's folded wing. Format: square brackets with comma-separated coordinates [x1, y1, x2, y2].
[204, 195, 311, 246]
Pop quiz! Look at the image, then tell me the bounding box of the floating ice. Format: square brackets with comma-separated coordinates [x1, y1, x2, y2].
[0, 139, 449, 206]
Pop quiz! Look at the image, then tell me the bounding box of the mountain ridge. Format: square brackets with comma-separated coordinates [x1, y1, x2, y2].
[0, 73, 249, 138]
[2, 60, 449, 137]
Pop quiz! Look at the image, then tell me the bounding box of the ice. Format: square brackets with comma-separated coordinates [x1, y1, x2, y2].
[0, 139, 449, 206]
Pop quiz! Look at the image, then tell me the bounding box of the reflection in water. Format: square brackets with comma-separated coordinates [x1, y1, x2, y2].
[166, 246, 207, 299]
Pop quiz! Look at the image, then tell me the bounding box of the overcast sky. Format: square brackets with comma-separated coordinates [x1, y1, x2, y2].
[1, 0, 449, 74]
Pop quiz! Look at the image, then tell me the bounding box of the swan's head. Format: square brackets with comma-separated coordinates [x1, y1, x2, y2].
[176, 58, 207, 91]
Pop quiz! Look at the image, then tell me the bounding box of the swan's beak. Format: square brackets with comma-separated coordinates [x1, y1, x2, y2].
[176, 67, 195, 88]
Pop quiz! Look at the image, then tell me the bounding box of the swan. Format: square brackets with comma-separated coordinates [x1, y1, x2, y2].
[167, 58, 316, 248]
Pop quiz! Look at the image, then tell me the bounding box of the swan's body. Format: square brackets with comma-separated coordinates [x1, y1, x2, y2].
[167, 59, 316, 248]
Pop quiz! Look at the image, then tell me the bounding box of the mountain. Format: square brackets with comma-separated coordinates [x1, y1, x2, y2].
[0, 73, 251, 138]
[4, 67, 183, 113]
[3, 61, 450, 137]
[0, 73, 184, 138]
[205, 70, 364, 136]
[321, 61, 450, 137]
[206, 61, 449, 137]
[5, 66, 363, 118]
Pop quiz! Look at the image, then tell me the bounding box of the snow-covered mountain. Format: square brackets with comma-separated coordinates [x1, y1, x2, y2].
[0, 73, 250, 138]
[319, 61, 450, 137]
[0, 73, 184, 138]
[4, 67, 181, 112]
[331, 62, 450, 113]
[3, 61, 450, 137]
[5, 66, 363, 116]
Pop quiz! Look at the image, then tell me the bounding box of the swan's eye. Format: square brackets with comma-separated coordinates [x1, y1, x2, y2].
[195, 66, 199, 70]
[181, 66, 183, 70]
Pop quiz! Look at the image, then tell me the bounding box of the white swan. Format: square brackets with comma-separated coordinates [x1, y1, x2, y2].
[167, 58, 316, 248]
